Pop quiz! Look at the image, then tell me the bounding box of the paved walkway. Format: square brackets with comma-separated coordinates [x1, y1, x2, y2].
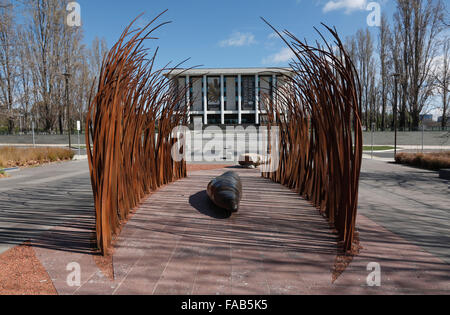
[0, 161, 92, 256]
[358, 159, 450, 264]
[33, 167, 449, 295]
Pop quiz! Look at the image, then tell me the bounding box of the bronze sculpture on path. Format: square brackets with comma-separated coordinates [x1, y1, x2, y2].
[207, 171, 243, 214]
[86, 11, 362, 255]
[261, 20, 363, 252]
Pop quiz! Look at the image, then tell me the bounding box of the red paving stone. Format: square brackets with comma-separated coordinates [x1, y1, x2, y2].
[33, 168, 449, 295]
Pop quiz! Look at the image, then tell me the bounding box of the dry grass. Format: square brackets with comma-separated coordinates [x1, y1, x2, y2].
[395, 151, 450, 171]
[0, 147, 74, 169]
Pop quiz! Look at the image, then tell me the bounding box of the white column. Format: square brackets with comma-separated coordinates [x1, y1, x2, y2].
[238, 75, 242, 125]
[186, 76, 190, 124]
[255, 74, 259, 125]
[203, 75, 208, 125]
[220, 74, 225, 125]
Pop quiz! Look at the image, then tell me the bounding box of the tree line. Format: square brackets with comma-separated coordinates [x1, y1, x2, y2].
[345, 0, 448, 131]
[1, 0, 449, 134]
[0, 0, 107, 134]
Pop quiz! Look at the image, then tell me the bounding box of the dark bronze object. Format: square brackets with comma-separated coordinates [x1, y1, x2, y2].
[207, 171, 243, 213]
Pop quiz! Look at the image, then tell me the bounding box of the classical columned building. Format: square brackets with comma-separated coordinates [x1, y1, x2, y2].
[166, 68, 292, 126]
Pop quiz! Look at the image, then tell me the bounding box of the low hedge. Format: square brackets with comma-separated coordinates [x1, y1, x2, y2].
[395, 151, 450, 171]
[0, 147, 75, 168]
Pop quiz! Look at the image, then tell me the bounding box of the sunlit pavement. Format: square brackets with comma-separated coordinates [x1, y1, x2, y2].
[0, 159, 448, 294]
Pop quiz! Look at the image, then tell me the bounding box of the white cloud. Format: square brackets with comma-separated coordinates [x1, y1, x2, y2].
[263, 47, 295, 65]
[268, 32, 278, 40]
[219, 32, 257, 47]
[323, 0, 367, 13]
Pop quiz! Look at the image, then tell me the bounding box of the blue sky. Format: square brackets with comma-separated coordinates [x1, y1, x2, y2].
[78, 0, 395, 69]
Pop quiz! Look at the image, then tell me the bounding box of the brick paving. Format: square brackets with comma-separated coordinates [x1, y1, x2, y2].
[33, 167, 449, 295]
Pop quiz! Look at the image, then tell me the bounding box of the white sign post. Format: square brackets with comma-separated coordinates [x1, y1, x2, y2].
[32, 119, 35, 148]
[77, 121, 81, 156]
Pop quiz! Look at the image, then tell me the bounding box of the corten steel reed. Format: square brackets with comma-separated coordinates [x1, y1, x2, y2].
[261, 22, 363, 252]
[86, 13, 188, 255]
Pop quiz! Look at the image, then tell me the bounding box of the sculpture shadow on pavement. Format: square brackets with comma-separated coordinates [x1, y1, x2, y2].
[189, 190, 232, 220]
[0, 176, 96, 255]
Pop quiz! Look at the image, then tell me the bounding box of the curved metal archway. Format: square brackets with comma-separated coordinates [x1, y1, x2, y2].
[86, 13, 362, 255]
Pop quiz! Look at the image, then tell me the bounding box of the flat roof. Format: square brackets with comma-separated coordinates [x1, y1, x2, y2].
[165, 67, 293, 77]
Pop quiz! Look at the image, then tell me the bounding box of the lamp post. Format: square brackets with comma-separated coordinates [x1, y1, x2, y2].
[31, 115, 35, 148]
[392, 73, 400, 159]
[19, 113, 23, 134]
[62, 72, 72, 148]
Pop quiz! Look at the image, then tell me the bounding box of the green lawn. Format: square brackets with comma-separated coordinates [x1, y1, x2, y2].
[363, 146, 394, 151]
[71, 145, 87, 149]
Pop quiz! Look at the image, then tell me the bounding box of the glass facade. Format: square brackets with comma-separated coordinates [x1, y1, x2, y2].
[190, 77, 203, 111]
[259, 76, 272, 103]
[173, 72, 286, 125]
[242, 114, 256, 124]
[224, 114, 239, 125]
[207, 114, 221, 125]
[207, 77, 221, 111]
[174, 77, 186, 110]
[225, 76, 237, 111]
[241, 76, 256, 110]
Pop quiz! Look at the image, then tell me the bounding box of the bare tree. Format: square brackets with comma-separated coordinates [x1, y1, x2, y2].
[435, 38, 450, 128]
[26, 0, 59, 132]
[378, 14, 392, 131]
[16, 27, 33, 132]
[0, 0, 17, 133]
[394, 0, 412, 130]
[355, 28, 375, 129]
[89, 36, 108, 88]
[395, 0, 445, 130]
[390, 14, 404, 131]
[0, 0, 98, 134]
[25, 0, 85, 133]
[73, 51, 91, 133]
[368, 63, 378, 129]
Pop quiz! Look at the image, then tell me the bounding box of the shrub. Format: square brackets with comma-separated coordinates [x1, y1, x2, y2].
[0, 147, 75, 168]
[395, 151, 450, 171]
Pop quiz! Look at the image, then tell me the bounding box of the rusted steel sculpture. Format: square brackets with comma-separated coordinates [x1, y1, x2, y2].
[86, 13, 188, 255]
[261, 22, 363, 252]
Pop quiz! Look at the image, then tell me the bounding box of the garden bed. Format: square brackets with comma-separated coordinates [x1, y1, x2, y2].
[0, 146, 74, 169]
[395, 151, 450, 171]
